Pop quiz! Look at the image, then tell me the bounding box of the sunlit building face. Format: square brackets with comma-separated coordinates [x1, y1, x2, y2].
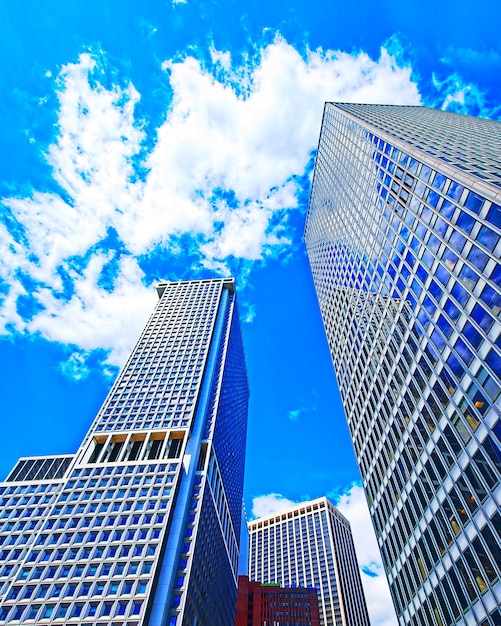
[305, 103, 501, 626]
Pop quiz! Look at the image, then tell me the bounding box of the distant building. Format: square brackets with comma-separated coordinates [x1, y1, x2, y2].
[248, 496, 370, 626]
[0, 278, 249, 626]
[235, 576, 320, 626]
[305, 103, 501, 625]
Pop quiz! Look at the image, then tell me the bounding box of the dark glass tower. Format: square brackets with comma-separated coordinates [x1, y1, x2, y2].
[305, 104, 501, 626]
[0, 278, 249, 626]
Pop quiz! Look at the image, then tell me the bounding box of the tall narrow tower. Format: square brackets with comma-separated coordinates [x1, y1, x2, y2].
[248, 497, 371, 626]
[305, 103, 501, 626]
[0, 278, 249, 626]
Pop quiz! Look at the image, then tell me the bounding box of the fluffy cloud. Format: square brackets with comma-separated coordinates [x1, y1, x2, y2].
[0, 36, 421, 366]
[251, 487, 398, 626]
[251, 493, 299, 518]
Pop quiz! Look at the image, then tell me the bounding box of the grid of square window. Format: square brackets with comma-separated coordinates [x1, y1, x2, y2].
[305, 104, 501, 626]
[0, 462, 178, 624]
[165, 287, 248, 626]
[90, 280, 223, 434]
[333, 103, 501, 189]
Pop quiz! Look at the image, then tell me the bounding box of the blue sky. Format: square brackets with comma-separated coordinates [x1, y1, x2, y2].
[1, 1, 500, 623]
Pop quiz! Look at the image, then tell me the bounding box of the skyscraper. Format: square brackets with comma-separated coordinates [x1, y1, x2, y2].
[305, 103, 501, 626]
[247, 497, 370, 626]
[0, 278, 249, 626]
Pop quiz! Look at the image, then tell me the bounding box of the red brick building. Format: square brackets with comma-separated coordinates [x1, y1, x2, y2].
[236, 576, 320, 626]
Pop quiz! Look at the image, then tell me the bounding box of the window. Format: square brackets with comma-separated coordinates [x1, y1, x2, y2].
[42, 605, 55, 619]
[55, 605, 68, 619]
[116, 602, 128, 616]
[131, 601, 142, 616]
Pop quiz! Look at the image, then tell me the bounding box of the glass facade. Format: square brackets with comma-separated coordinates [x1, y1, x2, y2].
[248, 497, 370, 626]
[0, 278, 249, 626]
[305, 103, 501, 626]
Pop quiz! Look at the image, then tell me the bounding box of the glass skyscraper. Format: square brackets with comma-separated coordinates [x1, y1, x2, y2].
[0, 278, 249, 626]
[248, 497, 370, 626]
[305, 103, 501, 626]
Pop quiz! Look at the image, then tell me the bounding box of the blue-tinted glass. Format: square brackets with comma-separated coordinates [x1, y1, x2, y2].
[437, 315, 453, 338]
[429, 234, 441, 253]
[471, 304, 494, 333]
[410, 236, 420, 251]
[459, 264, 478, 289]
[423, 296, 436, 315]
[443, 248, 458, 268]
[446, 354, 464, 379]
[455, 338, 474, 365]
[432, 173, 446, 191]
[435, 217, 448, 236]
[447, 181, 463, 201]
[477, 225, 499, 252]
[422, 249, 435, 268]
[467, 245, 489, 272]
[464, 191, 484, 214]
[462, 322, 483, 349]
[451, 283, 469, 306]
[421, 165, 432, 182]
[490, 263, 500, 286]
[486, 349, 500, 374]
[431, 329, 446, 352]
[416, 265, 428, 282]
[440, 200, 456, 220]
[449, 230, 466, 253]
[480, 284, 501, 314]
[421, 206, 434, 224]
[117, 603, 127, 616]
[429, 280, 442, 299]
[457, 211, 476, 234]
[436, 264, 451, 287]
[486, 203, 501, 228]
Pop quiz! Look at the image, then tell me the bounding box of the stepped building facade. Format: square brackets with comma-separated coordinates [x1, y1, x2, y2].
[0, 278, 249, 626]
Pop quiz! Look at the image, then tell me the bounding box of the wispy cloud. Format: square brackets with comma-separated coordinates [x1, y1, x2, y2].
[60, 350, 92, 380]
[432, 71, 501, 120]
[0, 36, 421, 369]
[287, 405, 316, 422]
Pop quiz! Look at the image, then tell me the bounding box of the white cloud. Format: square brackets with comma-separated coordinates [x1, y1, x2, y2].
[1, 36, 421, 367]
[432, 72, 501, 119]
[333, 484, 398, 626]
[241, 303, 256, 324]
[251, 493, 299, 518]
[28, 255, 157, 365]
[60, 350, 92, 380]
[210, 45, 232, 71]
